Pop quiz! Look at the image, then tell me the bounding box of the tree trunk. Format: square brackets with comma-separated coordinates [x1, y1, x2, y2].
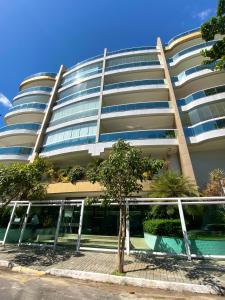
[118, 204, 126, 273]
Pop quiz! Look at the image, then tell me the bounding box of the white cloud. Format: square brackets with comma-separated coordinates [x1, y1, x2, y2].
[194, 9, 212, 21]
[0, 93, 12, 108]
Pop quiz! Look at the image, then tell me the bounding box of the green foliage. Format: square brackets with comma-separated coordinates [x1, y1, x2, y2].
[87, 140, 164, 205]
[68, 166, 86, 183]
[149, 171, 198, 198]
[143, 219, 183, 238]
[0, 158, 50, 209]
[201, 0, 225, 70]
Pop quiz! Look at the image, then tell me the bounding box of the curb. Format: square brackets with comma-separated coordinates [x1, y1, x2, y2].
[0, 260, 45, 276]
[46, 268, 220, 295]
[0, 259, 223, 295]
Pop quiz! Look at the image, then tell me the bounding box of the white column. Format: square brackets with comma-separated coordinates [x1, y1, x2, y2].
[96, 48, 107, 143]
[76, 200, 85, 252]
[18, 202, 32, 246]
[177, 199, 191, 260]
[2, 202, 17, 246]
[126, 200, 130, 255]
[54, 202, 64, 250]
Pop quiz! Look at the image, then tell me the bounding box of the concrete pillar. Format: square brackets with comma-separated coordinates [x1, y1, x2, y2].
[157, 38, 197, 184]
[30, 64, 66, 162]
[96, 48, 107, 143]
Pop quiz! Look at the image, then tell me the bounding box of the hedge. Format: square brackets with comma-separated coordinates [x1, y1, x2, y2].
[143, 219, 183, 238]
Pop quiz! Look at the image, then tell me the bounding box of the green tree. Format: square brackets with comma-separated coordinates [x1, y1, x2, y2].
[201, 0, 225, 70]
[0, 158, 50, 210]
[86, 140, 164, 273]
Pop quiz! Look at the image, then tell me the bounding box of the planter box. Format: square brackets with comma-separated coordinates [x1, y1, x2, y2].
[144, 233, 225, 255]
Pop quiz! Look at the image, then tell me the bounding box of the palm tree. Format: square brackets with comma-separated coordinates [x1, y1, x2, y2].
[149, 171, 198, 198]
[148, 171, 200, 220]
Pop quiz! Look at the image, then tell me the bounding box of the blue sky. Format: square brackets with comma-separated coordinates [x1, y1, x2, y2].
[0, 0, 217, 127]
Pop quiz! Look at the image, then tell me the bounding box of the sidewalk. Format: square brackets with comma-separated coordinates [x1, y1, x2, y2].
[0, 245, 224, 295]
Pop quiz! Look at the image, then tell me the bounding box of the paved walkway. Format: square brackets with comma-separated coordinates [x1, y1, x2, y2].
[0, 245, 225, 295]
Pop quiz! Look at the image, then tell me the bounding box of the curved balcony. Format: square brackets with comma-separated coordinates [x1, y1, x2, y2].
[13, 94, 51, 106]
[100, 129, 176, 142]
[102, 101, 170, 114]
[56, 86, 101, 106]
[108, 46, 156, 55]
[103, 79, 166, 97]
[172, 62, 216, 86]
[168, 41, 215, 65]
[0, 124, 40, 146]
[20, 72, 56, 90]
[178, 85, 225, 111]
[186, 117, 225, 144]
[9, 102, 47, 113]
[41, 136, 96, 153]
[5, 103, 46, 125]
[105, 60, 161, 73]
[67, 54, 103, 73]
[17, 86, 52, 96]
[0, 146, 32, 162]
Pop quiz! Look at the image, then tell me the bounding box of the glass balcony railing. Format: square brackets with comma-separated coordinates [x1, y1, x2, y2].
[9, 102, 47, 113]
[61, 69, 102, 87]
[168, 41, 216, 63]
[178, 85, 225, 107]
[99, 129, 176, 142]
[107, 46, 156, 56]
[105, 61, 160, 72]
[50, 109, 99, 126]
[57, 86, 101, 105]
[167, 28, 199, 45]
[18, 86, 52, 95]
[41, 136, 96, 152]
[172, 62, 216, 83]
[67, 55, 103, 72]
[104, 79, 165, 91]
[0, 123, 40, 134]
[101, 101, 169, 114]
[0, 147, 33, 156]
[185, 117, 225, 137]
[22, 72, 56, 82]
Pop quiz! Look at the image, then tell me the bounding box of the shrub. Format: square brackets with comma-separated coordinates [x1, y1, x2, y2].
[68, 166, 86, 183]
[143, 219, 183, 238]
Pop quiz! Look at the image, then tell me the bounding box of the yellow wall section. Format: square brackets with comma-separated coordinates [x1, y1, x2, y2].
[47, 180, 151, 195]
[20, 76, 56, 89]
[165, 32, 201, 51]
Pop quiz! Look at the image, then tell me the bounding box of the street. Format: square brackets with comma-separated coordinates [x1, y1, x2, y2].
[0, 268, 223, 300]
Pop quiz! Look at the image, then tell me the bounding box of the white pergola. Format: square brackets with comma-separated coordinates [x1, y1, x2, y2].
[0, 197, 225, 260]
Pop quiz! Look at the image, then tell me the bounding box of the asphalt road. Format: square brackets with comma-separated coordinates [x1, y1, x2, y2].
[0, 268, 223, 300]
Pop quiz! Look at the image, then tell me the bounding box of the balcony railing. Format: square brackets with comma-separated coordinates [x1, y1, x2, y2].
[9, 102, 47, 112]
[101, 101, 169, 114]
[185, 118, 225, 137]
[22, 72, 56, 82]
[67, 54, 103, 72]
[105, 61, 160, 72]
[0, 147, 33, 155]
[18, 86, 52, 95]
[41, 136, 96, 152]
[0, 123, 40, 134]
[107, 46, 156, 56]
[61, 69, 102, 87]
[99, 129, 176, 142]
[178, 85, 225, 107]
[57, 86, 101, 105]
[172, 62, 216, 83]
[104, 79, 165, 91]
[168, 40, 215, 63]
[167, 28, 199, 45]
